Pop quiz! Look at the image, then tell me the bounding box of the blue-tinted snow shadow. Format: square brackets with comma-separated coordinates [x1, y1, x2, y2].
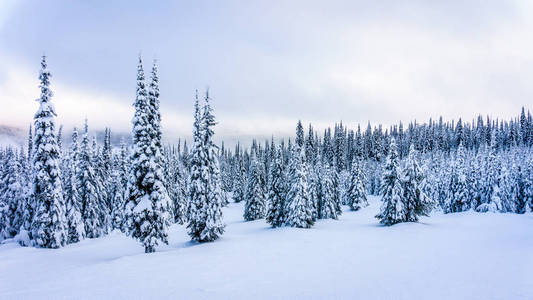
[362, 221, 433, 228]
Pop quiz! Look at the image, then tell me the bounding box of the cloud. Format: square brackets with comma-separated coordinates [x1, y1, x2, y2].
[1, 0, 532, 147]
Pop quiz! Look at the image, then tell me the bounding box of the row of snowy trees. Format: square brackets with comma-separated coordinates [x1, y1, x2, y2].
[1, 56, 532, 250]
[0, 56, 225, 252]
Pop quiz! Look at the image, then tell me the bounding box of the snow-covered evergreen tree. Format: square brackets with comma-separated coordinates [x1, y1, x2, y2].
[318, 162, 338, 219]
[402, 145, 433, 221]
[346, 158, 368, 211]
[124, 58, 171, 253]
[30, 56, 68, 248]
[110, 140, 129, 231]
[445, 143, 469, 213]
[170, 159, 188, 225]
[0, 149, 24, 238]
[77, 121, 103, 238]
[187, 90, 225, 242]
[244, 150, 266, 221]
[476, 134, 502, 212]
[109, 145, 127, 231]
[266, 144, 285, 227]
[91, 136, 110, 234]
[232, 156, 246, 203]
[65, 128, 85, 243]
[375, 138, 405, 226]
[285, 146, 314, 228]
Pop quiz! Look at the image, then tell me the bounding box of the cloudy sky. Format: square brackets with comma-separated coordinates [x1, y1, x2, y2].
[1, 0, 532, 143]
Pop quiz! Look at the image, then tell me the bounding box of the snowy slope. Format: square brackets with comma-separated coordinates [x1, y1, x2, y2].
[0, 196, 531, 300]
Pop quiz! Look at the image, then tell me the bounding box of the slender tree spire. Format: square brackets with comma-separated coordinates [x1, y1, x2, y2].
[30, 55, 68, 248]
[124, 56, 171, 253]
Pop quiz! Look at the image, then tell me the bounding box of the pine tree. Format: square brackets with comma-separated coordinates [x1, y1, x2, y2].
[170, 158, 188, 225]
[318, 162, 338, 219]
[187, 90, 225, 242]
[476, 133, 502, 212]
[77, 121, 103, 238]
[124, 58, 171, 253]
[266, 144, 286, 227]
[346, 158, 368, 211]
[307, 157, 320, 221]
[285, 146, 314, 228]
[232, 156, 247, 203]
[110, 156, 125, 231]
[111, 140, 129, 231]
[30, 56, 68, 248]
[445, 143, 469, 213]
[0, 149, 25, 238]
[65, 128, 85, 243]
[244, 150, 266, 221]
[330, 163, 343, 216]
[92, 136, 110, 234]
[402, 145, 433, 221]
[375, 138, 405, 226]
[0, 175, 9, 241]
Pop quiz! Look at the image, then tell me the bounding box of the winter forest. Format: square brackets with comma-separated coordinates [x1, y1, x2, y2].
[4, 1, 533, 298]
[1, 55, 532, 256]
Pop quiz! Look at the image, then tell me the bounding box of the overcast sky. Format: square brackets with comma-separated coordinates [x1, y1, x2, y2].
[1, 0, 532, 144]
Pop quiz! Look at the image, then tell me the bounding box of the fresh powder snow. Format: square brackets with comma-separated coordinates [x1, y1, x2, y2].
[0, 196, 531, 300]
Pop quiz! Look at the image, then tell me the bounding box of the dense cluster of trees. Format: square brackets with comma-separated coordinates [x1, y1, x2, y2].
[1, 56, 532, 252]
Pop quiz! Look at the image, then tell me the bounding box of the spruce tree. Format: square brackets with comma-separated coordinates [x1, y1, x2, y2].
[285, 146, 314, 228]
[30, 56, 67, 248]
[346, 158, 368, 211]
[65, 128, 85, 243]
[402, 145, 433, 221]
[187, 91, 225, 242]
[266, 144, 285, 227]
[476, 134, 502, 212]
[244, 150, 266, 221]
[232, 157, 246, 203]
[0, 149, 24, 238]
[92, 136, 110, 234]
[375, 138, 405, 226]
[171, 159, 188, 225]
[124, 58, 171, 253]
[77, 121, 103, 238]
[110, 151, 126, 231]
[318, 162, 338, 219]
[445, 143, 469, 213]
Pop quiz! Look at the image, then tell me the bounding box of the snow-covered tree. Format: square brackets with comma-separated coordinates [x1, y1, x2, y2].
[77, 121, 103, 238]
[170, 158, 188, 225]
[476, 134, 502, 212]
[445, 143, 469, 213]
[0, 149, 25, 238]
[30, 56, 68, 248]
[65, 128, 85, 243]
[285, 146, 314, 228]
[266, 144, 285, 227]
[232, 156, 246, 203]
[402, 145, 433, 221]
[375, 138, 405, 226]
[346, 158, 368, 211]
[244, 150, 266, 221]
[318, 162, 338, 219]
[187, 90, 225, 242]
[124, 58, 171, 253]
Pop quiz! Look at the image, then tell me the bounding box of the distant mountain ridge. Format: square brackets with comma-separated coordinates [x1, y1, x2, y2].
[0, 124, 131, 149]
[0, 125, 25, 148]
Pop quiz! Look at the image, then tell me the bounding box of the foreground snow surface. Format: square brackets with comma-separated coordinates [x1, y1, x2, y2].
[1, 196, 532, 300]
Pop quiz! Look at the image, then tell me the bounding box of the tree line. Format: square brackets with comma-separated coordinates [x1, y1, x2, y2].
[0, 56, 532, 252]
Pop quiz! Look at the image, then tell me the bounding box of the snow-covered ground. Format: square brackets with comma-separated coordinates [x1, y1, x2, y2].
[1, 196, 531, 300]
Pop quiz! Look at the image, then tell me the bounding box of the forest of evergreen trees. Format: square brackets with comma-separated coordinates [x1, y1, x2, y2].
[0, 56, 532, 252]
